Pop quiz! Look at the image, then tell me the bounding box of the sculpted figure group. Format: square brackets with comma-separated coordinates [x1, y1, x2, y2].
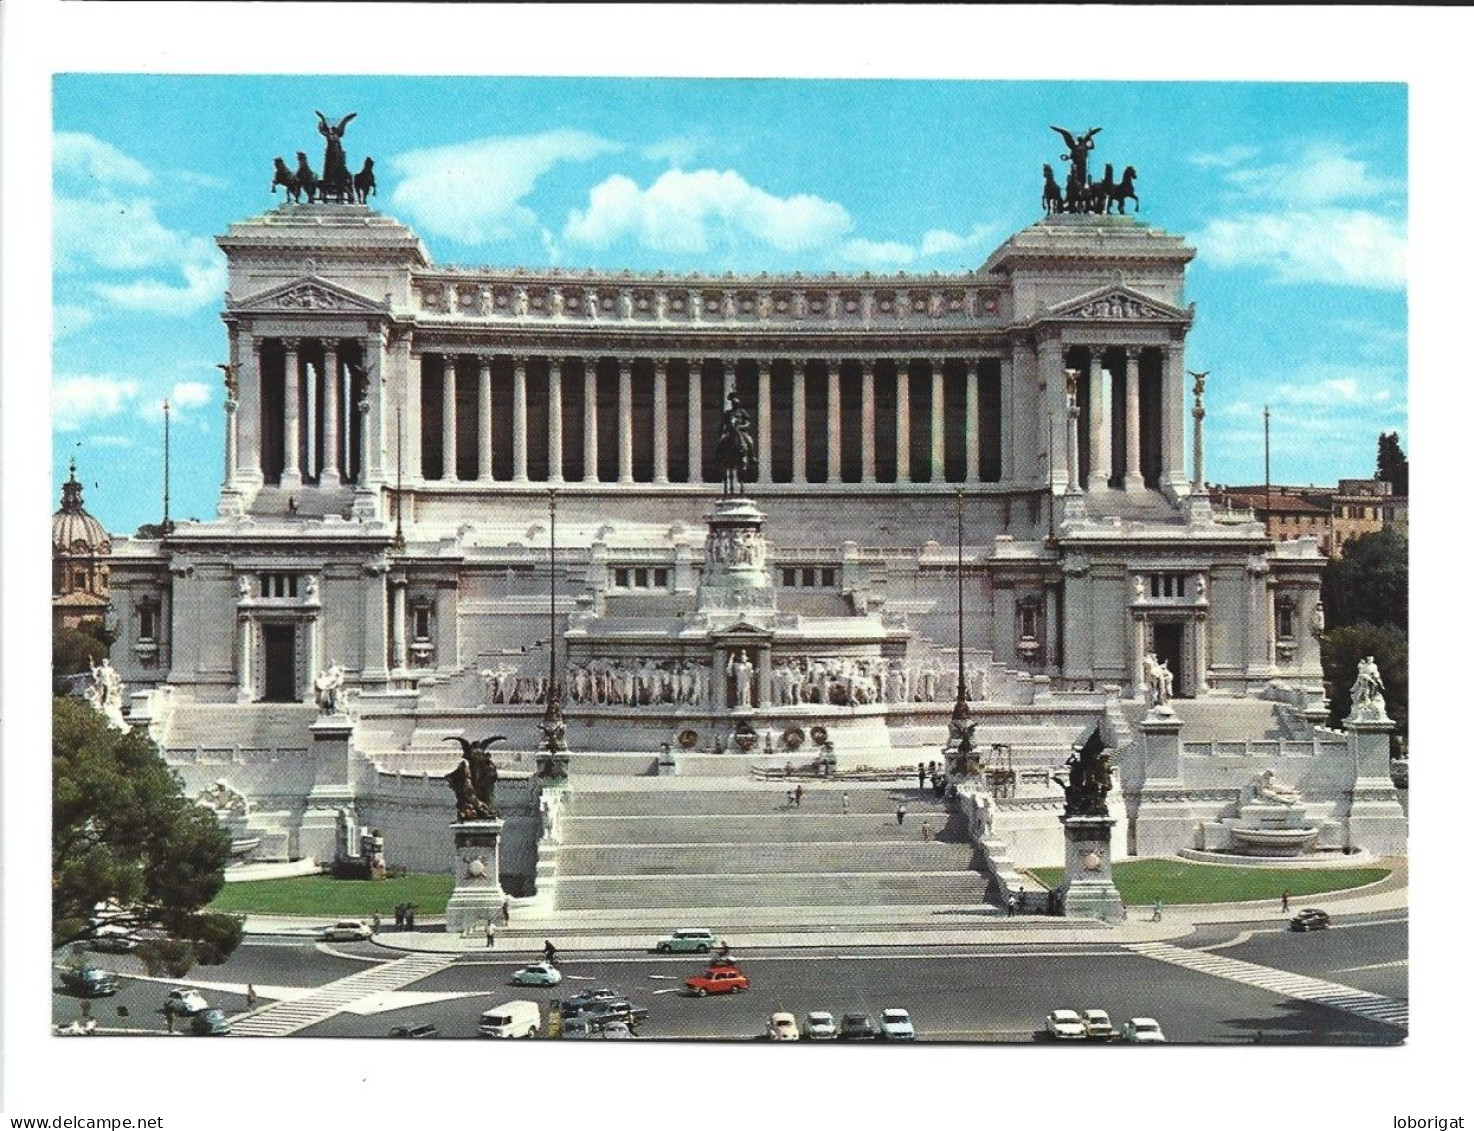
[271, 112, 376, 205]
[1041, 125, 1139, 216]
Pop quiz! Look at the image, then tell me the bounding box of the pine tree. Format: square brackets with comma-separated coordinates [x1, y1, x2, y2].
[1376, 432, 1409, 496]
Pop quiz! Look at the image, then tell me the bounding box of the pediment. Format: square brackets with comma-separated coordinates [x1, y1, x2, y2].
[229, 276, 388, 316]
[1041, 285, 1189, 324]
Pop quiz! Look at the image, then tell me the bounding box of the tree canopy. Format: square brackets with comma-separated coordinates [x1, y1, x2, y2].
[1320, 624, 1408, 745]
[53, 697, 242, 966]
[53, 620, 113, 679]
[1322, 528, 1408, 633]
[1376, 431, 1409, 497]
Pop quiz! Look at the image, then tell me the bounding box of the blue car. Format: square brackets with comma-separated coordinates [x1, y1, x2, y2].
[510, 962, 563, 986]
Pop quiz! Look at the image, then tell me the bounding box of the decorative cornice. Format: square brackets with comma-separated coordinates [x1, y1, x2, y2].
[229, 276, 390, 317]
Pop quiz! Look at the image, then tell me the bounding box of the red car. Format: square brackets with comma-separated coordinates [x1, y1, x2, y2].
[685, 966, 750, 997]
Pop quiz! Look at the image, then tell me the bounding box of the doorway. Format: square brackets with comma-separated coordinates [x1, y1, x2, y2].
[1150, 621, 1185, 699]
[262, 624, 298, 702]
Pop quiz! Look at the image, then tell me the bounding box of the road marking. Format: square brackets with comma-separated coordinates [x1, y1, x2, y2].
[1330, 960, 1408, 974]
[1125, 941, 1407, 1030]
[315, 941, 393, 963]
[228, 953, 456, 1037]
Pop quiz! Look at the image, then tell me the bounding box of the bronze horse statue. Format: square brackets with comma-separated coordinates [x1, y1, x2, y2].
[1041, 164, 1063, 215]
[272, 156, 310, 203]
[714, 391, 755, 496]
[1107, 166, 1139, 214]
[292, 152, 320, 203]
[353, 157, 377, 204]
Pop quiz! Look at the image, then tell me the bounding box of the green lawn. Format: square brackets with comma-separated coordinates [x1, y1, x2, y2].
[1026, 860, 1390, 907]
[207, 874, 454, 917]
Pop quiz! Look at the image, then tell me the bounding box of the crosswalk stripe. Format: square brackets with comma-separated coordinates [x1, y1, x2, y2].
[228, 954, 454, 1037]
[1124, 942, 1407, 1030]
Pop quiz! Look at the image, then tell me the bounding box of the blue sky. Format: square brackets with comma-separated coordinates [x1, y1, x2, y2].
[53, 77, 1407, 532]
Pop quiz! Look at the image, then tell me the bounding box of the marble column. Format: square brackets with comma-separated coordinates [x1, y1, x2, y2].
[1124, 348, 1144, 492]
[364, 331, 387, 487]
[826, 361, 842, 483]
[1038, 337, 1066, 493]
[404, 348, 424, 485]
[965, 359, 981, 485]
[390, 581, 407, 672]
[239, 332, 263, 485]
[477, 357, 494, 482]
[237, 615, 253, 700]
[860, 359, 876, 485]
[618, 359, 634, 484]
[930, 359, 945, 483]
[281, 337, 303, 490]
[757, 359, 773, 485]
[1163, 340, 1189, 494]
[583, 360, 599, 483]
[548, 358, 564, 483]
[512, 356, 528, 483]
[321, 341, 342, 486]
[441, 354, 459, 482]
[653, 359, 670, 484]
[896, 361, 911, 485]
[688, 360, 703, 484]
[1066, 370, 1083, 494]
[1000, 350, 1018, 486]
[791, 363, 807, 483]
[1087, 348, 1110, 491]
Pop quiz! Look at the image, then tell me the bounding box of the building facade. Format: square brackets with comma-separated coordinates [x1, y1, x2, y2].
[106, 203, 1354, 878]
[52, 461, 111, 634]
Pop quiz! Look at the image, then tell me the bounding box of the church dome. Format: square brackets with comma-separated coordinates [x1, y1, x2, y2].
[53, 461, 111, 554]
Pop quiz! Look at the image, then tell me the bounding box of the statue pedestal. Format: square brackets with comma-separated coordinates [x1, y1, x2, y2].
[1057, 816, 1126, 923]
[1344, 716, 1407, 856]
[445, 819, 505, 935]
[300, 714, 357, 863]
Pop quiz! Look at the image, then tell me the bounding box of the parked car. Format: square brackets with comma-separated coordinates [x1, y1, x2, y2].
[767, 1012, 800, 1041]
[803, 1011, 838, 1040]
[1121, 1017, 1167, 1044]
[60, 967, 119, 998]
[597, 1021, 636, 1039]
[583, 1000, 650, 1028]
[478, 1000, 541, 1038]
[655, 928, 718, 954]
[1046, 1009, 1087, 1039]
[559, 989, 622, 1018]
[558, 1017, 594, 1039]
[321, 919, 374, 942]
[165, 988, 209, 1016]
[191, 1008, 229, 1036]
[388, 1023, 440, 1038]
[838, 1012, 877, 1040]
[510, 962, 563, 987]
[1290, 908, 1332, 932]
[685, 967, 749, 997]
[87, 926, 137, 954]
[879, 1008, 916, 1041]
[1082, 1009, 1115, 1040]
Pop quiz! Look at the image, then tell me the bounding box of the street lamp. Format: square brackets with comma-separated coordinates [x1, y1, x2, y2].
[537, 489, 569, 781]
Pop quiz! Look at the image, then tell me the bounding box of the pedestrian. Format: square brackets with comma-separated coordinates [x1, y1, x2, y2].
[896, 802, 906, 826]
[1007, 894, 1017, 918]
[246, 984, 258, 1009]
[1281, 890, 1290, 913]
[787, 788, 796, 808]
[406, 905, 416, 931]
[543, 939, 558, 965]
[164, 1002, 175, 1033]
[1152, 899, 1163, 922]
[917, 761, 927, 791]
[841, 791, 850, 814]
[794, 784, 804, 807]
[485, 920, 496, 948]
[921, 819, 932, 842]
[371, 912, 381, 934]
[394, 904, 404, 929]
[503, 898, 511, 925]
[1017, 887, 1026, 913]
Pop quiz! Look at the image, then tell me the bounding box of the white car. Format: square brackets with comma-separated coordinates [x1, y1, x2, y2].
[166, 988, 209, 1016]
[766, 1012, 800, 1041]
[321, 919, 373, 942]
[803, 1011, 837, 1040]
[1082, 1009, 1114, 1040]
[1046, 1009, 1087, 1039]
[510, 962, 563, 987]
[879, 1008, 916, 1041]
[1121, 1017, 1167, 1044]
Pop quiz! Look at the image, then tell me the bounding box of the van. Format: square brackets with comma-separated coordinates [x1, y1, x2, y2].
[478, 1000, 541, 1039]
[654, 928, 718, 953]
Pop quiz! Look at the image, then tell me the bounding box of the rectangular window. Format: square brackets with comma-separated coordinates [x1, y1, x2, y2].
[634, 568, 648, 588]
[139, 604, 156, 641]
[413, 606, 431, 640]
[653, 569, 669, 588]
[802, 568, 816, 588]
[614, 568, 630, 588]
[821, 568, 836, 587]
[782, 569, 796, 587]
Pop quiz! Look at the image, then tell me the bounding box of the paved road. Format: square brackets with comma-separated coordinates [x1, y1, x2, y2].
[54, 917, 1405, 1045]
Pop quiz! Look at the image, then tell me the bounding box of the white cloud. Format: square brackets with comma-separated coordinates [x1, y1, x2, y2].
[94, 257, 227, 316]
[388, 129, 621, 244]
[54, 132, 152, 187]
[54, 374, 139, 431]
[642, 134, 710, 168]
[53, 303, 96, 339]
[839, 238, 917, 269]
[564, 169, 853, 255]
[1187, 145, 1260, 170]
[919, 223, 1000, 258]
[136, 380, 213, 423]
[54, 195, 203, 273]
[1193, 209, 1404, 289]
[1226, 145, 1401, 207]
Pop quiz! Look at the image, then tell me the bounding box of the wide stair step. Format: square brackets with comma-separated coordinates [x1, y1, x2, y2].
[559, 841, 976, 875]
[555, 870, 989, 911]
[569, 787, 948, 817]
[562, 813, 967, 846]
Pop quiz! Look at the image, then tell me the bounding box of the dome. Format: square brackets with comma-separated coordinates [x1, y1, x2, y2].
[53, 461, 111, 554]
